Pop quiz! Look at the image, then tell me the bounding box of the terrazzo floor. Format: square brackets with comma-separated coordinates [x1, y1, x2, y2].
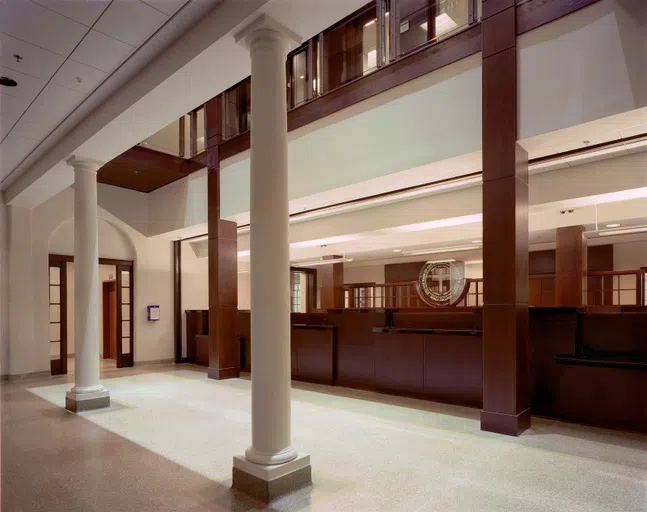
[4, 366, 647, 511]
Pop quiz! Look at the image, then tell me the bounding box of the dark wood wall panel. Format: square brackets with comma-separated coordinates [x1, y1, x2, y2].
[292, 327, 335, 384]
[375, 333, 424, 395]
[206, 96, 240, 380]
[98, 146, 203, 193]
[424, 335, 482, 407]
[555, 226, 587, 307]
[480, 0, 531, 437]
[318, 263, 344, 310]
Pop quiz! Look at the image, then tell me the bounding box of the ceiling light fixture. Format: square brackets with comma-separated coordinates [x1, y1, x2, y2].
[471, 240, 481, 244]
[0, 76, 18, 87]
[605, 223, 621, 228]
[365, 19, 376, 27]
[393, 249, 402, 253]
[294, 256, 353, 267]
[402, 244, 481, 257]
[598, 226, 647, 237]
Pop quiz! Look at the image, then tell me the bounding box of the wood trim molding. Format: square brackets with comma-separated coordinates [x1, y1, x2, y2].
[516, 0, 601, 35]
[49, 254, 134, 267]
[174, 240, 182, 364]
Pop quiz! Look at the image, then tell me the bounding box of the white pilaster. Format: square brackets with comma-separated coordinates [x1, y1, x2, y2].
[232, 14, 310, 501]
[65, 156, 109, 412]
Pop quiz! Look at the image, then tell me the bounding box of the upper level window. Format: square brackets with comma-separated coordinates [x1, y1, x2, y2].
[323, 3, 378, 92]
[222, 79, 251, 140]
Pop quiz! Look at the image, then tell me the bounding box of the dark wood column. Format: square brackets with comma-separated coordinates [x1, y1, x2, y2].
[481, 0, 530, 436]
[318, 263, 344, 310]
[555, 226, 587, 307]
[206, 96, 240, 380]
[173, 240, 181, 364]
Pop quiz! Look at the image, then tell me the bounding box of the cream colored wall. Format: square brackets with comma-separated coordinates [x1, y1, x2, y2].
[343, 264, 385, 284]
[6, 186, 174, 376]
[180, 240, 209, 358]
[238, 271, 251, 310]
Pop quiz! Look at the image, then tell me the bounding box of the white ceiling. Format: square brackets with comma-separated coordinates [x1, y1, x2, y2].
[0, 0, 192, 182]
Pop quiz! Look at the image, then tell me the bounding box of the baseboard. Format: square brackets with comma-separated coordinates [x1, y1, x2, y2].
[4, 370, 52, 382]
[133, 358, 175, 367]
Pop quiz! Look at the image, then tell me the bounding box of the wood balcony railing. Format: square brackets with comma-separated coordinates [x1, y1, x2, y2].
[344, 278, 483, 309]
[343, 269, 647, 310]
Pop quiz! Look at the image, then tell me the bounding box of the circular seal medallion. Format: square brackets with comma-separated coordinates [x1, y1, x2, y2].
[416, 260, 466, 307]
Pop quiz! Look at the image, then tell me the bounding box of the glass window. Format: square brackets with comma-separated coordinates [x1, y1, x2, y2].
[398, 0, 468, 56]
[49, 266, 60, 285]
[196, 107, 205, 154]
[288, 50, 309, 107]
[323, 4, 378, 92]
[222, 80, 251, 140]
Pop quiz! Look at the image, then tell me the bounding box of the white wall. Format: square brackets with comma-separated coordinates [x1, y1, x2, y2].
[180, 239, 209, 358]
[0, 201, 9, 376]
[519, 0, 647, 139]
[614, 240, 647, 270]
[6, 186, 174, 376]
[97, 184, 150, 237]
[238, 271, 251, 310]
[343, 264, 385, 284]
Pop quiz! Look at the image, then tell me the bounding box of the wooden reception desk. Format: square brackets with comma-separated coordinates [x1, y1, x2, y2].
[187, 307, 647, 433]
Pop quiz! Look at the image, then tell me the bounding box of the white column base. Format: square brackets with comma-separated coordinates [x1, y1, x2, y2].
[232, 453, 311, 502]
[65, 388, 110, 413]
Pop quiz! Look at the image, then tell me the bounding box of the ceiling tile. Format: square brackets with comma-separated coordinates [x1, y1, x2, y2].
[51, 59, 108, 94]
[0, 92, 32, 139]
[0, 33, 66, 81]
[69, 29, 134, 73]
[94, 0, 168, 47]
[35, 82, 87, 110]
[0, 64, 47, 102]
[141, 0, 187, 16]
[0, 132, 39, 180]
[11, 101, 67, 140]
[0, 1, 88, 57]
[31, 0, 111, 27]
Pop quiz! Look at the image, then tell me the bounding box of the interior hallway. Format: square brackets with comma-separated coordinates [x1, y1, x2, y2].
[3, 365, 646, 512]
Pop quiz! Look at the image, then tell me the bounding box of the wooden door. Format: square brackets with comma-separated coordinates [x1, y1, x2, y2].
[48, 258, 68, 375]
[102, 282, 117, 359]
[116, 263, 134, 368]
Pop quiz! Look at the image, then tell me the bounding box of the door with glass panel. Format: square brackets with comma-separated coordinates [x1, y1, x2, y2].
[48, 256, 68, 375]
[115, 262, 134, 368]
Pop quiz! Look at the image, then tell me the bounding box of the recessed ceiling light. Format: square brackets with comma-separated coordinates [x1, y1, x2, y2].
[0, 76, 18, 87]
[605, 223, 620, 228]
[393, 249, 402, 253]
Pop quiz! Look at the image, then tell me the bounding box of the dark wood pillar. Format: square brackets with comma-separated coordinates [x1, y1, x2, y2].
[173, 240, 181, 364]
[555, 226, 587, 307]
[206, 96, 240, 380]
[318, 263, 344, 310]
[481, 0, 530, 436]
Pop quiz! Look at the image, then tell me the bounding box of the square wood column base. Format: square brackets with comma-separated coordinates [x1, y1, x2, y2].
[232, 454, 311, 503]
[65, 390, 110, 413]
[208, 366, 240, 380]
[481, 408, 531, 436]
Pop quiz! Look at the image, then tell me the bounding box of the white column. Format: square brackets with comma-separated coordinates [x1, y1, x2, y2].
[236, 16, 302, 466]
[65, 156, 109, 411]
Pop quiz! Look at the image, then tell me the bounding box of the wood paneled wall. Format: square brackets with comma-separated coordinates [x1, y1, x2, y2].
[206, 95, 240, 380]
[319, 263, 344, 310]
[555, 226, 587, 307]
[480, 0, 531, 437]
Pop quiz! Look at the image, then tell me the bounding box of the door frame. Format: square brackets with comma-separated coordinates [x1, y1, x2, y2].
[48, 254, 135, 372]
[102, 281, 117, 360]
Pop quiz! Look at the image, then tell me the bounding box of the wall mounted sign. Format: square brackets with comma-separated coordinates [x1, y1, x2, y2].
[147, 305, 160, 321]
[416, 260, 466, 307]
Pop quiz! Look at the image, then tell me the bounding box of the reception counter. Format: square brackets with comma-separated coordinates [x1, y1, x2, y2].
[187, 307, 647, 433]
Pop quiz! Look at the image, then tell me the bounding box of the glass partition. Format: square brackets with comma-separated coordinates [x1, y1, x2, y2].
[323, 3, 378, 92]
[397, 0, 471, 57]
[222, 79, 251, 140]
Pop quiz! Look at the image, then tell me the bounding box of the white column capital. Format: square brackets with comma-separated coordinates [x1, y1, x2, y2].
[234, 14, 302, 55]
[66, 155, 103, 173]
